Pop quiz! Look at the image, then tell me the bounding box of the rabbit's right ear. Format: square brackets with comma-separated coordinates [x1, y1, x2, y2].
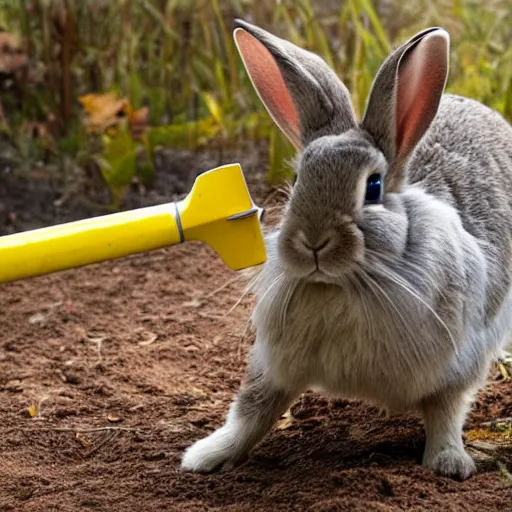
[234, 19, 357, 150]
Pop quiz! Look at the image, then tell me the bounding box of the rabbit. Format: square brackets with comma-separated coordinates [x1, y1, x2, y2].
[180, 19, 512, 480]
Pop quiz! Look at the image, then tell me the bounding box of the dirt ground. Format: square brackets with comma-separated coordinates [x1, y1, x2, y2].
[1, 153, 512, 511]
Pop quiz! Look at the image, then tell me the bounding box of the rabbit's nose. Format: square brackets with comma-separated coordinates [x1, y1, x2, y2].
[295, 231, 333, 258]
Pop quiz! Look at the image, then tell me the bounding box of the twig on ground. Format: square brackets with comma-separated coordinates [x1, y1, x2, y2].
[497, 461, 512, 481]
[19, 426, 145, 433]
[204, 276, 240, 299]
[84, 429, 119, 457]
[480, 417, 512, 428]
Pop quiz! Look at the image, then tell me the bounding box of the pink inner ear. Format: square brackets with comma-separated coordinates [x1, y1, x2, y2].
[395, 32, 448, 161]
[234, 28, 301, 149]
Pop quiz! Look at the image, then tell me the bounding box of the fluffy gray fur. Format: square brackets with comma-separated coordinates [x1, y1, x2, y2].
[181, 20, 512, 480]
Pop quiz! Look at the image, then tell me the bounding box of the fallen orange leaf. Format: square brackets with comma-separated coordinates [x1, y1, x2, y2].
[79, 92, 128, 134]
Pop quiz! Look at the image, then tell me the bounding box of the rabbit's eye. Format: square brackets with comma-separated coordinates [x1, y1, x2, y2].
[364, 173, 382, 204]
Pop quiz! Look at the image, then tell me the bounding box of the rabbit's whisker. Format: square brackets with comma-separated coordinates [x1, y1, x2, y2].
[277, 278, 298, 334]
[364, 248, 443, 297]
[368, 263, 459, 356]
[225, 272, 259, 317]
[357, 269, 426, 366]
[347, 273, 374, 340]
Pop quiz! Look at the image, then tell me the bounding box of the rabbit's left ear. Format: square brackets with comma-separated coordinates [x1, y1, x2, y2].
[361, 28, 449, 190]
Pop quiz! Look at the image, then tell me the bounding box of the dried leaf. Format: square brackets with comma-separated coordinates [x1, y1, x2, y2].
[276, 409, 294, 430]
[79, 92, 128, 134]
[498, 362, 510, 379]
[76, 432, 92, 447]
[138, 334, 158, 346]
[28, 301, 64, 324]
[28, 404, 38, 417]
[466, 428, 510, 443]
[28, 312, 47, 325]
[182, 298, 202, 309]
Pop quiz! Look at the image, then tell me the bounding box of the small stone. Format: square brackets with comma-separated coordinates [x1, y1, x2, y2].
[63, 372, 81, 385]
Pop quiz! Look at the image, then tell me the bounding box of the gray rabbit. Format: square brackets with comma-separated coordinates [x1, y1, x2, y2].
[181, 19, 512, 480]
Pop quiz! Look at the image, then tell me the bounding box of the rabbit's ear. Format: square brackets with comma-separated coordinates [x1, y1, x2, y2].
[234, 19, 357, 149]
[361, 28, 449, 189]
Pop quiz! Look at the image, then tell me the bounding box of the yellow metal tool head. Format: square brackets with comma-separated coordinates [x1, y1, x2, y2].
[178, 163, 266, 271]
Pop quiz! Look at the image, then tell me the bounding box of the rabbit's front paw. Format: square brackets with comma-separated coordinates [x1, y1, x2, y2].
[180, 427, 240, 473]
[423, 448, 476, 480]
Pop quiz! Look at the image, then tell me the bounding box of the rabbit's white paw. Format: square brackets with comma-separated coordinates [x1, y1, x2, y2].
[181, 427, 239, 473]
[423, 448, 476, 480]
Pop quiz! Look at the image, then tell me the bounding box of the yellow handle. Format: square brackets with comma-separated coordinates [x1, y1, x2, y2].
[0, 204, 181, 284]
[0, 163, 266, 284]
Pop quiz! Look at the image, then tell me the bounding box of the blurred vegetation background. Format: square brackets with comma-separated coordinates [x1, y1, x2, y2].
[1, 0, 512, 208]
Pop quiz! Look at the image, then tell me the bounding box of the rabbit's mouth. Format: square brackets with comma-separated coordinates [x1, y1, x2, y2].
[302, 264, 359, 285]
[307, 269, 330, 283]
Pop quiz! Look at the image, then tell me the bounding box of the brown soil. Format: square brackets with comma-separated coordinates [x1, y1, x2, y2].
[1, 157, 512, 511]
